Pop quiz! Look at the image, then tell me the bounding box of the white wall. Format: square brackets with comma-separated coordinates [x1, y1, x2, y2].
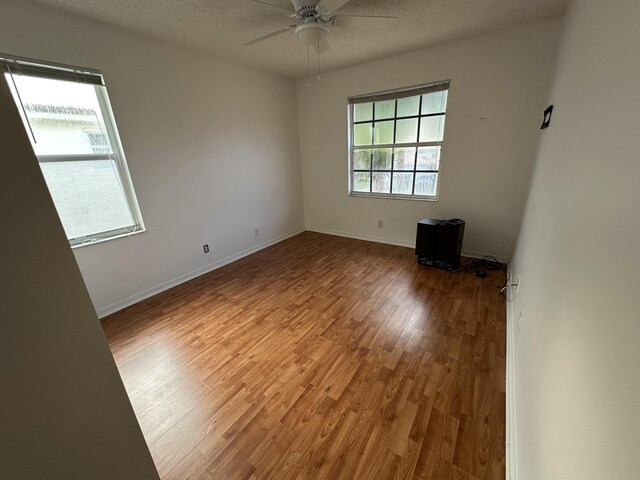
[296, 18, 563, 261]
[0, 0, 305, 316]
[0, 74, 158, 479]
[509, 0, 640, 478]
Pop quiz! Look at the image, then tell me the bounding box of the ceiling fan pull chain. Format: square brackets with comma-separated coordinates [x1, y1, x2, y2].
[317, 32, 321, 79]
[307, 44, 311, 86]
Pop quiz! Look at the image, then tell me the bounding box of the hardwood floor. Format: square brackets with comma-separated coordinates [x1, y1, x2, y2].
[102, 232, 506, 480]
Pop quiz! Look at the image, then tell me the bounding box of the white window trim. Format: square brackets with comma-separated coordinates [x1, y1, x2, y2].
[2, 54, 145, 248]
[346, 80, 450, 201]
[72, 84, 146, 248]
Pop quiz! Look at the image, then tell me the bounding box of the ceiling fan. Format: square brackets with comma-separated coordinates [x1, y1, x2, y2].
[242, 0, 397, 52]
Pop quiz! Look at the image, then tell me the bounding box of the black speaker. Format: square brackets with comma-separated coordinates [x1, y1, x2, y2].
[415, 218, 465, 271]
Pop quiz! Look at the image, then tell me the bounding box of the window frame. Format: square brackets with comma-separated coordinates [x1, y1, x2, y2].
[347, 80, 450, 201]
[2, 54, 145, 248]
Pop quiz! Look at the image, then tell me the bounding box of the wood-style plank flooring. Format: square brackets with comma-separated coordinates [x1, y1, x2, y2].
[102, 232, 506, 480]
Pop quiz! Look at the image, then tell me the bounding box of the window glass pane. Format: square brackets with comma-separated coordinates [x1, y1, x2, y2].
[354, 102, 373, 122]
[372, 172, 391, 193]
[416, 146, 441, 170]
[415, 172, 438, 196]
[395, 118, 418, 144]
[6, 63, 144, 246]
[392, 172, 414, 194]
[354, 123, 372, 146]
[372, 148, 392, 170]
[397, 96, 420, 117]
[373, 120, 394, 145]
[353, 149, 371, 170]
[40, 160, 134, 239]
[421, 91, 448, 115]
[419, 115, 446, 142]
[353, 172, 370, 192]
[349, 84, 448, 198]
[393, 147, 416, 170]
[8, 74, 113, 156]
[375, 100, 395, 120]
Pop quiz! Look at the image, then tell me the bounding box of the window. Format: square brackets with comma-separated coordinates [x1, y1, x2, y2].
[348, 81, 449, 199]
[2, 54, 144, 247]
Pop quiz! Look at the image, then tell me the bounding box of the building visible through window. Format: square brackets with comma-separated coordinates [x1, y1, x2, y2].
[348, 81, 449, 199]
[2, 55, 144, 246]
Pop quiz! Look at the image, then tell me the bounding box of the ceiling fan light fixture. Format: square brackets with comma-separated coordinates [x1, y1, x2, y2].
[295, 22, 329, 47]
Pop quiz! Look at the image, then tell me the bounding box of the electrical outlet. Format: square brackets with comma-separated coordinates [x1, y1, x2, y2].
[254, 227, 260, 237]
[517, 311, 524, 333]
[377, 220, 384, 228]
[203, 244, 209, 253]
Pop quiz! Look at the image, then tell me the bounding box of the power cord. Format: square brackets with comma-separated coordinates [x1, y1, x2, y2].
[463, 256, 509, 297]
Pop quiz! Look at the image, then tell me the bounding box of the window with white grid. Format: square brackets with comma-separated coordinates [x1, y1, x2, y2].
[349, 81, 449, 199]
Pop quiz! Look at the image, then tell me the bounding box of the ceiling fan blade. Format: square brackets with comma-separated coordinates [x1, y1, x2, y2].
[250, 0, 294, 13]
[333, 14, 398, 28]
[317, 0, 352, 15]
[242, 26, 294, 46]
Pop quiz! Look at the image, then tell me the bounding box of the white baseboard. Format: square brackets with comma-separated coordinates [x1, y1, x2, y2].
[306, 226, 510, 263]
[306, 226, 415, 248]
[97, 225, 510, 319]
[462, 249, 511, 264]
[96, 227, 305, 318]
[506, 264, 518, 480]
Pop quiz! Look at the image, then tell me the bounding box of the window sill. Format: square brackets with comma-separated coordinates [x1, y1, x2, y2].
[349, 192, 439, 202]
[70, 228, 146, 249]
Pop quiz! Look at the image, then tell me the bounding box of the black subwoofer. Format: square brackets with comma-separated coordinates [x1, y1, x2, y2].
[415, 218, 465, 271]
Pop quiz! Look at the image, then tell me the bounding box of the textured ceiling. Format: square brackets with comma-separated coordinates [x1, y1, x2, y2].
[32, 0, 568, 78]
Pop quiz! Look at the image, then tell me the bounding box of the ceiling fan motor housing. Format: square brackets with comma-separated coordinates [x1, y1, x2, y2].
[290, 0, 321, 13]
[298, 5, 320, 18]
